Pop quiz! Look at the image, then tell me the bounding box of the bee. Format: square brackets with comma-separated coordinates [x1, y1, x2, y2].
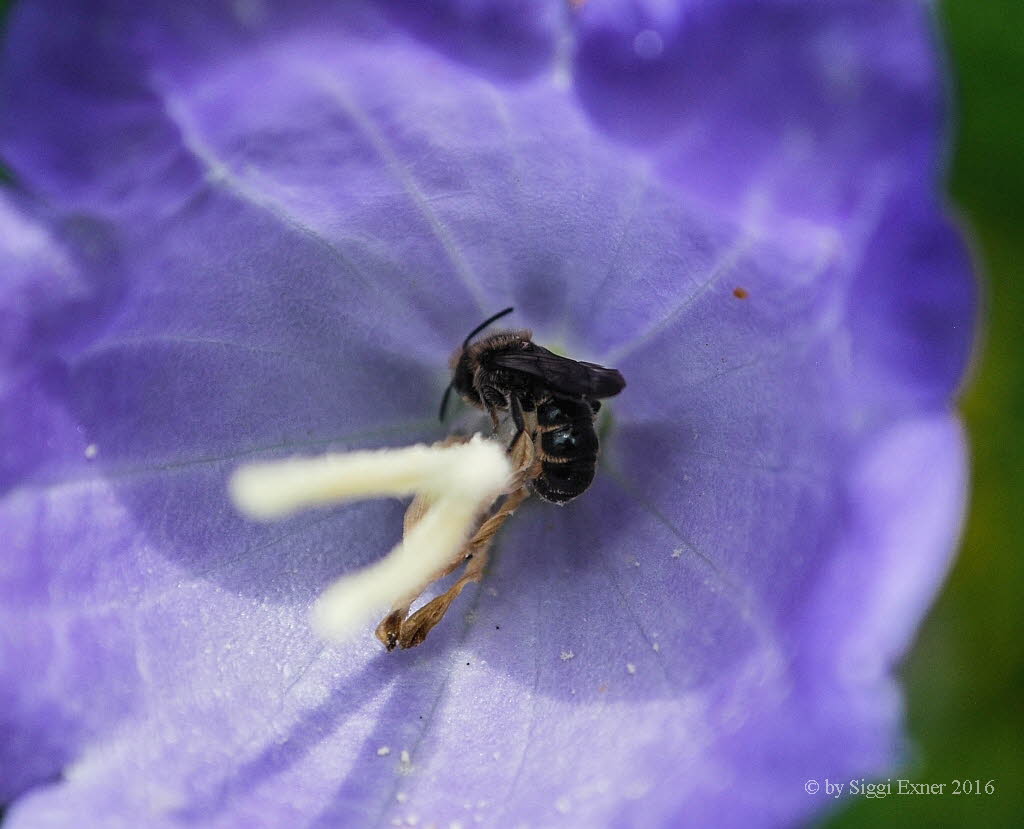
[440, 307, 626, 504]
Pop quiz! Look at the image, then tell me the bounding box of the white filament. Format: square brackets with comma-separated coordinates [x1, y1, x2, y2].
[228, 435, 512, 642]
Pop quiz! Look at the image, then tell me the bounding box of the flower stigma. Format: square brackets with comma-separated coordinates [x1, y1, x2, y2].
[229, 435, 515, 645]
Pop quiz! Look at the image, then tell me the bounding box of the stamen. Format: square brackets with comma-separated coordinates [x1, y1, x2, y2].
[229, 435, 512, 642]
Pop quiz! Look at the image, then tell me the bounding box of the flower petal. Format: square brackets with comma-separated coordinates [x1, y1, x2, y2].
[574, 0, 947, 228]
[1, 1, 974, 826]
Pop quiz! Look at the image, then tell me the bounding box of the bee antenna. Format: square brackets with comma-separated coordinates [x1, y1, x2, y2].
[439, 383, 454, 423]
[462, 306, 514, 350]
[439, 306, 515, 423]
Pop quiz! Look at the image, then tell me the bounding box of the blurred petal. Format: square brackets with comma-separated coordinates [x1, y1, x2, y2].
[574, 1, 946, 225]
[380, 0, 561, 79]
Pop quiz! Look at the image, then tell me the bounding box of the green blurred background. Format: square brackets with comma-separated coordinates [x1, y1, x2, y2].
[824, 1, 1024, 826]
[0, 1, 1019, 826]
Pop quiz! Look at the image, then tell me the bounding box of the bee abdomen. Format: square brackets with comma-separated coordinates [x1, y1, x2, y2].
[532, 410, 600, 504]
[537, 397, 592, 426]
[540, 422, 598, 458]
[533, 457, 596, 504]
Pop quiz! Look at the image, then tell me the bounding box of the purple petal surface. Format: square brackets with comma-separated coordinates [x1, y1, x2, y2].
[1, 1, 973, 827]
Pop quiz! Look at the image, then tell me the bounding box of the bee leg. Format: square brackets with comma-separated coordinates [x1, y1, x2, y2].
[506, 392, 533, 457]
[509, 393, 526, 440]
[477, 384, 505, 432]
[396, 486, 530, 649]
[509, 430, 537, 494]
[506, 394, 544, 491]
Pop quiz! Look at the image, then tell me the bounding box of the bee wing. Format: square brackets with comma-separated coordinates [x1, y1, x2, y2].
[490, 346, 626, 398]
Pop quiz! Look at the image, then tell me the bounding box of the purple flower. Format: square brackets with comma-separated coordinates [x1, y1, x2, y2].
[1, 1, 974, 826]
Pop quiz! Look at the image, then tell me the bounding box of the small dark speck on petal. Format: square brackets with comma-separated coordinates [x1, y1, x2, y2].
[733, 287, 749, 299]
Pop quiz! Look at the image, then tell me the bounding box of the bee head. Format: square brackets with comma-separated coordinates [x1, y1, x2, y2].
[451, 349, 479, 404]
[438, 306, 515, 422]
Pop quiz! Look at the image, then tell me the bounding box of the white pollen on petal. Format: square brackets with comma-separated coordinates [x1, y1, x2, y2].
[652, 642, 661, 652]
[671, 547, 683, 559]
[633, 29, 664, 60]
[626, 663, 637, 675]
[84, 443, 98, 460]
[560, 650, 575, 661]
[396, 792, 408, 803]
[401, 749, 412, 766]
[377, 746, 391, 757]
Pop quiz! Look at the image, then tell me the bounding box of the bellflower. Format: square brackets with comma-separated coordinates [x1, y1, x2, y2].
[1, 1, 974, 827]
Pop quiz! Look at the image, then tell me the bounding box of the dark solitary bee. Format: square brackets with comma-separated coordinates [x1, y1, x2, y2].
[440, 307, 625, 503]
